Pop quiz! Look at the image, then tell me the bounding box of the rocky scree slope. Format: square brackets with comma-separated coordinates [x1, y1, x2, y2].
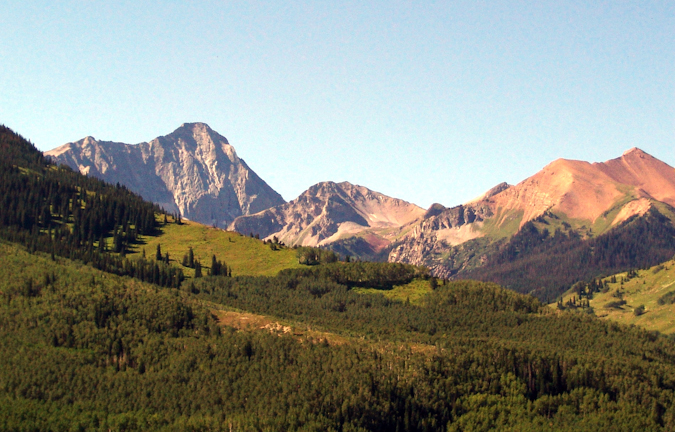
[46, 123, 285, 227]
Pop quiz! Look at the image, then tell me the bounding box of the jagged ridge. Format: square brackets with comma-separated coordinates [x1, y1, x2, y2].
[46, 123, 285, 227]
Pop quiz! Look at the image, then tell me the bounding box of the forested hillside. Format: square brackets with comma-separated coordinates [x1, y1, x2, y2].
[0, 125, 184, 287]
[2, 241, 675, 430]
[2, 124, 675, 431]
[459, 209, 675, 302]
[555, 258, 675, 334]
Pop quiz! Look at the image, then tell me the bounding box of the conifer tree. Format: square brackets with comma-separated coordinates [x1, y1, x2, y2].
[210, 255, 220, 276]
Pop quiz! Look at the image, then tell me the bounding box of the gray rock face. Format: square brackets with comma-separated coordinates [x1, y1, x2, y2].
[387, 202, 494, 273]
[46, 123, 285, 227]
[230, 181, 426, 247]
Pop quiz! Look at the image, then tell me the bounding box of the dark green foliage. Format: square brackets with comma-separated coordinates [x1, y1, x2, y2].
[181, 249, 196, 267]
[0, 125, 45, 169]
[2, 243, 675, 430]
[634, 305, 646, 316]
[209, 255, 229, 277]
[658, 291, 675, 306]
[461, 210, 675, 302]
[296, 246, 339, 265]
[606, 299, 627, 309]
[280, 260, 426, 289]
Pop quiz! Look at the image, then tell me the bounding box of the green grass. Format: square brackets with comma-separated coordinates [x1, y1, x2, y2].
[480, 208, 524, 240]
[554, 259, 675, 334]
[126, 218, 303, 277]
[353, 278, 433, 305]
[590, 193, 637, 235]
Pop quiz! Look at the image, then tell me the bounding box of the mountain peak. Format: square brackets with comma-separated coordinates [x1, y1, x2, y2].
[231, 181, 425, 248]
[178, 122, 212, 131]
[622, 147, 646, 157]
[46, 124, 284, 226]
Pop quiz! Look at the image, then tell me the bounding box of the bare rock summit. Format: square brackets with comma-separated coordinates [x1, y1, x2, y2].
[46, 123, 285, 226]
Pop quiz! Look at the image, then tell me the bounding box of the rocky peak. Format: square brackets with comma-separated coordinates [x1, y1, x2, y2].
[622, 147, 646, 157]
[230, 181, 425, 248]
[46, 124, 285, 227]
[424, 203, 447, 219]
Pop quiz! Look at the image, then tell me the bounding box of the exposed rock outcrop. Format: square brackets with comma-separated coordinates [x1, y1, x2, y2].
[46, 123, 285, 227]
[387, 202, 494, 270]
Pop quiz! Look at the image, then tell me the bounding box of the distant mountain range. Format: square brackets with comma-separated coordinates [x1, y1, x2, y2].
[46, 123, 284, 227]
[48, 124, 675, 299]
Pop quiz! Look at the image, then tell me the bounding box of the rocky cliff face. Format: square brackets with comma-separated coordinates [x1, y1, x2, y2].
[46, 123, 285, 227]
[386, 202, 495, 272]
[230, 181, 425, 248]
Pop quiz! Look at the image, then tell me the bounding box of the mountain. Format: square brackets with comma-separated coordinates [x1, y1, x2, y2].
[487, 147, 675, 226]
[230, 181, 425, 251]
[46, 123, 285, 227]
[4, 123, 675, 430]
[387, 148, 675, 300]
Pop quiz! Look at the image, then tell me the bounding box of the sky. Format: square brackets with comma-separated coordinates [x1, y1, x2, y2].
[1, 1, 673, 208]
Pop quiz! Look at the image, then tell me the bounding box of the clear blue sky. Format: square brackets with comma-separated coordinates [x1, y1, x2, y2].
[1, 1, 673, 208]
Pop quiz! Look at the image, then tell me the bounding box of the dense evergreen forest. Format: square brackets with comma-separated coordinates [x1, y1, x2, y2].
[460, 213, 675, 302]
[2, 241, 675, 431]
[2, 124, 675, 430]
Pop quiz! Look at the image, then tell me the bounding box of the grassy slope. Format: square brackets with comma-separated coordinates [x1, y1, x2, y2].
[479, 208, 524, 240]
[0, 239, 340, 342]
[126, 218, 303, 277]
[353, 278, 433, 305]
[555, 259, 675, 334]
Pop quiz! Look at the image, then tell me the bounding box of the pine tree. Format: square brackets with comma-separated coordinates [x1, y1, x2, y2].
[210, 255, 220, 276]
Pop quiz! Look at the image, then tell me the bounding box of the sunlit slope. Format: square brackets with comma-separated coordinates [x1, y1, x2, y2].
[127, 218, 303, 277]
[490, 147, 675, 231]
[556, 259, 675, 334]
[353, 278, 434, 305]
